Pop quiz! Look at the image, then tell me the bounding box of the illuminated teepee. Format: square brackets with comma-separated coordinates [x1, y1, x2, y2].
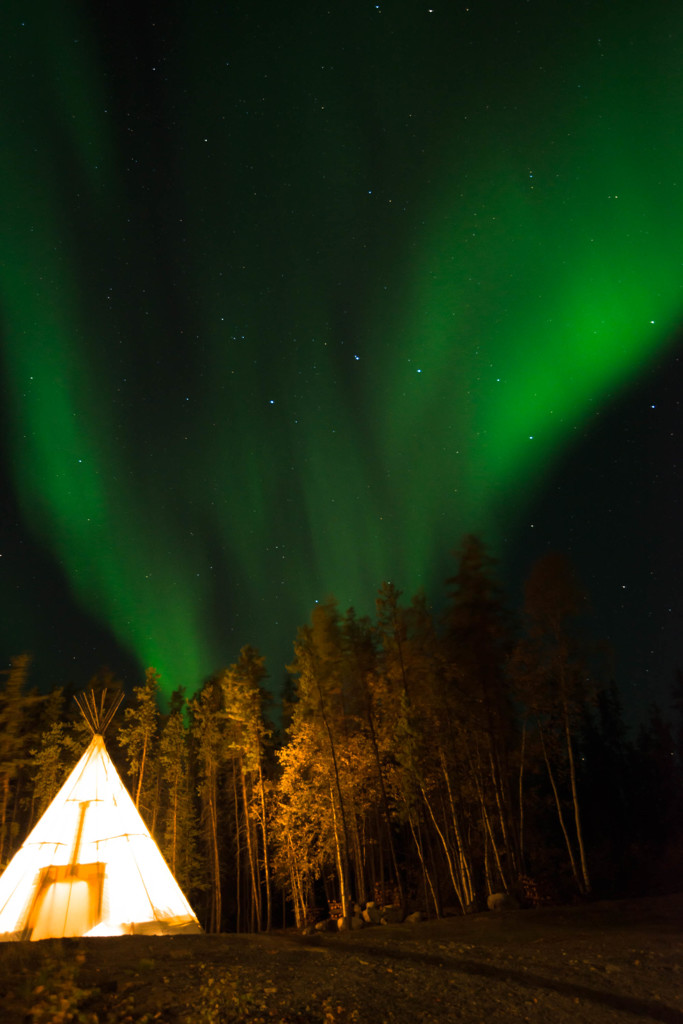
[0, 691, 202, 941]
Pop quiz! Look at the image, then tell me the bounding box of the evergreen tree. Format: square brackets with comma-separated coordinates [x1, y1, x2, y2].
[344, 602, 403, 907]
[513, 552, 594, 895]
[221, 646, 273, 931]
[443, 536, 520, 890]
[158, 688, 199, 899]
[117, 668, 161, 821]
[29, 688, 71, 823]
[287, 601, 354, 916]
[190, 678, 226, 932]
[633, 704, 681, 853]
[272, 716, 330, 927]
[0, 655, 42, 866]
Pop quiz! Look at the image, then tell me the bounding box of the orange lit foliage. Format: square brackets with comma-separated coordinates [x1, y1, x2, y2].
[220, 645, 273, 932]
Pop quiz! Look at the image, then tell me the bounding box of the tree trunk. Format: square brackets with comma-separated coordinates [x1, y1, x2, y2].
[150, 770, 160, 836]
[350, 805, 365, 906]
[518, 718, 527, 872]
[0, 775, 10, 867]
[240, 756, 261, 931]
[232, 762, 242, 933]
[407, 808, 440, 916]
[316, 685, 352, 916]
[135, 732, 148, 808]
[483, 810, 493, 894]
[539, 723, 583, 893]
[329, 783, 350, 918]
[562, 700, 591, 894]
[489, 749, 518, 878]
[468, 745, 508, 892]
[366, 698, 404, 906]
[286, 829, 305, 928]
[481, 795, 508, 891]
[439, 751, 474, 905]
[170, 772, 178, 874]
[207, 765, 221, 932]
[420, 785, 465, 911]
[257, 762, 272, 931]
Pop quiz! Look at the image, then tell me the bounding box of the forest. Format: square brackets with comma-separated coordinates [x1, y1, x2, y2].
[1, 536, 681, 934]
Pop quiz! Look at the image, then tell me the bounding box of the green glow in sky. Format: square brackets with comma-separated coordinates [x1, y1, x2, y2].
[1, 2, 680, 695]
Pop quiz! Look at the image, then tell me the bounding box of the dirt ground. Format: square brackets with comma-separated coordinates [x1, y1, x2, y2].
[1, 894, 682, 1023]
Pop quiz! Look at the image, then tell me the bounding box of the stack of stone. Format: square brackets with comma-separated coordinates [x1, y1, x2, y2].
[313, 899, 424, 933]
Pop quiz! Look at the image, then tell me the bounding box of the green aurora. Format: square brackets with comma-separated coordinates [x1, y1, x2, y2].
[1, 2, 681, 696]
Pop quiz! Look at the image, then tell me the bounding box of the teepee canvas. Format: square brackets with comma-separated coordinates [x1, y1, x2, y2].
[0, 705, 201, 941]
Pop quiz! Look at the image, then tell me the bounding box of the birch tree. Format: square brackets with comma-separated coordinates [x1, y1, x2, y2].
[514, 552, 593, 895]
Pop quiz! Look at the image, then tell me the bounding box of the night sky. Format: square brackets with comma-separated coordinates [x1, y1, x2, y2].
[1, 0, 681, 723]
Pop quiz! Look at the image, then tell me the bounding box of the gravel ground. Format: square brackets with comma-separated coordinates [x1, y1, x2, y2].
[1, 894, 682, 1023]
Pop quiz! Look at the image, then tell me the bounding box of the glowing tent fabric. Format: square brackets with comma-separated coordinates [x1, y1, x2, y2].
[0, 734, 201, 940]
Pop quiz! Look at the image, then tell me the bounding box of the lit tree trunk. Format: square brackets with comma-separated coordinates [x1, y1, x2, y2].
[420, 785, 465, 911]
[288, 864, 302, 928]
[168, 769, 178, 874]
[562, 698, 591, 894]
[518, 718, 527, 872]
[240, 755, 261, 931]
[349, 804, 366, 906]
[233, 761, 242, 933]
[329, 783, 350, 918]
[407, 807, 440, 916]
[483, 811, 493, 894]
[467, 743, 508, 892]
[191, 683, 224, 934]
[439, 751, 474, 905]
[489, 750, 518, 878]
[0, 775, 9, 867]
[158, 702, 196, 897]
[149, 769, 161, 836]
[518, 551, 594, 895]
[480, 796, 507, 892]
[257, 762, 272, 931]
[539, 723, 582, 893]
[365, 697, 404, 906]
[206, 762, 222, 932]
[135, 732, 148, 808]
[286, 829, 305, 928]
[317, 690, 352, 916]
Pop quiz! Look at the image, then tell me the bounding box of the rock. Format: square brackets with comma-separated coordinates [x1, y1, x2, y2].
[380, 906, 404, 925]
[337, 916, 351, 931]
[487, 892, 520, 912]
[353, 903, 363, 915]
[351, 915, 365, 929]
[405, 911, 423, 924]
[362, 905, 382, 925]
[315, 918, 336, 932]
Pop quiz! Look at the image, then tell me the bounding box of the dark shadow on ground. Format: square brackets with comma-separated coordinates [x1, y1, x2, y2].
[340, 941, 683, 1024]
